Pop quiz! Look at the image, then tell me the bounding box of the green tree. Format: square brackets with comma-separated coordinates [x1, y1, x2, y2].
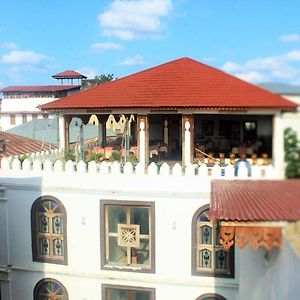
[284, 127, 300, 178]
[82, 74, 116, 89]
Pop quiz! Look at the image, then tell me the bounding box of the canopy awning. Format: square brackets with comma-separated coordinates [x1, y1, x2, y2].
[209, 180, 300, 250]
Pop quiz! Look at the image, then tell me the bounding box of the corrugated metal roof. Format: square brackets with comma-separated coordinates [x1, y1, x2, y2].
[0, 131, 57, 157]
[0, 85, 81, 93]
[40, 57, 297, 111]
[209, 180, 300, 222]
[52, 70, 87, 79]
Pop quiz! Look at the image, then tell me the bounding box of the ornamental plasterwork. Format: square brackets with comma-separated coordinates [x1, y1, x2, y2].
[117, 224, 140, 248]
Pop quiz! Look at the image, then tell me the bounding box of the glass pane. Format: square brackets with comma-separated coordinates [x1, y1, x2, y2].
[109, 236, 126, 263]
[39, 238, 50, 255]
[135, 238, 149, 265]
[50, 200, 58, 211]
[200, 249, 212, 268]
[216, 250, 228, 270]
[39, 216, 49, 233]
[198, 209, 209, 221]
[200, 225, 212, 244]
[108, 206, 126, 232]
[108, 288, 128, 300]
[132, 291, 150, 300]
[131, 207, 149, 234]
[53, 239, 64, 256]
[52, 217, 63, 234]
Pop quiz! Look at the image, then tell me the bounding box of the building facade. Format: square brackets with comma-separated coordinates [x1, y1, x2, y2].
[0, 58, 300, 300]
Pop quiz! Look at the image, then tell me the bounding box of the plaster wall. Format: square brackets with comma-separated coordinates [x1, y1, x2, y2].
[1, 172, 238, 300]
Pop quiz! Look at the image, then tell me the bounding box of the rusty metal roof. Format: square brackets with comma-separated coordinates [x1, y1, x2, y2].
[209, 180, 300, 222]
[0, 131, 57, 158]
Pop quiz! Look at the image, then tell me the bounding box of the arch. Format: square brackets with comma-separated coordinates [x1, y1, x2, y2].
[191, 204, 234, 277]
[196, 293, 227, 300]
[34, 278, 69, 300]
[31, 195, 68, 264]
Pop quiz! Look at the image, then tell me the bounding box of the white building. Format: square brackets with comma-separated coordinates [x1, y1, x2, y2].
[0, 57, 300, 300]
[0, 70, 86, 131]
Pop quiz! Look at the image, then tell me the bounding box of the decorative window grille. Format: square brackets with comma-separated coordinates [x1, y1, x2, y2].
[31, 196, 67, 264]
[101, 201, 155, 272]
[34, 278, 69, 300]
[192, 205, 234, 277]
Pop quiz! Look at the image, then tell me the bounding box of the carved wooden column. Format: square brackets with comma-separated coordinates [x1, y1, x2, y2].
[182, 115, 194, 166]
[58, 115, 71, 151]
[137, 115, 149, 166]
[98, 115, 108, 147]
[163, 119, 169, 144]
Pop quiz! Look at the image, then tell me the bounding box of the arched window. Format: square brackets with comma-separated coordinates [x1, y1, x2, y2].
[31, 196, 67, 264]
[192, 205, 234, 277]
[196, 293, 227, 300]
[34, 278, 69, 300]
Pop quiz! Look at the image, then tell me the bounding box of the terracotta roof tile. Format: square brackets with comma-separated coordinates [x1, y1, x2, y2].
[40, 57, 297, 111]
[52, 70, 87, 79]
[0, 85, 81, 93]
[209, 180, 300, 222]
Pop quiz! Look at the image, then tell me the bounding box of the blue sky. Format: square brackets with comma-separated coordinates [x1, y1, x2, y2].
[1, 0, 300, 87]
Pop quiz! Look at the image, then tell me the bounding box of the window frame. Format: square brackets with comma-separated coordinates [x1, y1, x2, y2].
[102, 284, 155, 300]
[10, 114, 16, 125]
[100, 200, 155, 273]
[191, 204, 234, 278]
[31, 195, 68, 265]
[34, 278, 69, 300]
[196, 293, 227, 300]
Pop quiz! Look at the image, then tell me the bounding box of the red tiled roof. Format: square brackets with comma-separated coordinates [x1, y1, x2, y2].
[209, 180, 300, 222]
[40, 57, 297, 111]
[0, 85, 81, 93]
[52, 70, 87, 79]
[0, 131, 57, 157]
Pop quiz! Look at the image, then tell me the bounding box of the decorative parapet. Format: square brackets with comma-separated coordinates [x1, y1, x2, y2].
[0, 156, 277, 179]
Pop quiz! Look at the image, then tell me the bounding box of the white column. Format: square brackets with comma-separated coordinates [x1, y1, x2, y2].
[139, 119, 146, 165]
[59, 115, 66, 150]
[273, 113, 285, 179]
[184, 119, 191, 166]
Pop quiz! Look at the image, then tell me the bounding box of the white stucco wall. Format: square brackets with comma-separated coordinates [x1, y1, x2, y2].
[0, 169, 299, 300]
[1, 171, 238, 300]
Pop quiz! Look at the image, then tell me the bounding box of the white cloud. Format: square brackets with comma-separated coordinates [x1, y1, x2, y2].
[98, 0, 173, 40]
[0, 50, 50, 65]
[76, 67, 97, 79]
[222, 50, 300, 83]
[284, 50, 300, 61]
[119, 54, 145, 66]
[222, 62, 243, 73]
[0, 42, 19, 50]
[280, 34, 300, 43]
[91, 42, 124, 52]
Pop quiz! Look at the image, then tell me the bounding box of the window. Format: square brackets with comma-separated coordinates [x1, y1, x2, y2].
[43, 113, 49, 119]
[10, 114, 16, 125]
[22, 114, 27, 124]
[34, 278, 68, 300]
[192, 205, 234, 277]
[243, 121, 257, 142]
[196, 293, 227, 300]
[32, 114, 38, 120]
[31, 196, 67, 264]
[102, 284, 155, 300]
[101, 200, 155, 273]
